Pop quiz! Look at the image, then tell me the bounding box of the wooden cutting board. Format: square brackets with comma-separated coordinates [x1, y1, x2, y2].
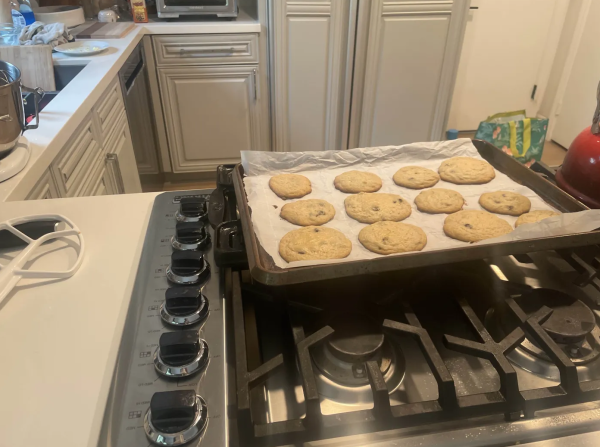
[0, 45, 56, 91]
[71, 22, 135, 39]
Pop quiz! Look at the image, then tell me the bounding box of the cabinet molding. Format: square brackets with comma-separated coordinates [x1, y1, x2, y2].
[158, 65, 262, 173]
[271, 0, 354, 152]
[26, 169, 60, 200]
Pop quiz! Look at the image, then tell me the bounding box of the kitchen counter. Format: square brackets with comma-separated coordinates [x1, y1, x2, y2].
[0, 192, 158, 447]
[0, 16, 261, 202]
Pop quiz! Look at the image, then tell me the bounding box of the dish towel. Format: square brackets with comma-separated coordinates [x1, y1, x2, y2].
[18, 22, 73, 47]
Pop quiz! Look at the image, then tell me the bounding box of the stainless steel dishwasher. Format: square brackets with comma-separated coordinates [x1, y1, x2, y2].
[119, 41, 160, 175]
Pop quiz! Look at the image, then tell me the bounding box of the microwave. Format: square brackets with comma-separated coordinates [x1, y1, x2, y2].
[157, 0, 237, 18]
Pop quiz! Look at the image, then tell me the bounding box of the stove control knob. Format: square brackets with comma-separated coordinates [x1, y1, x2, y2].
[160, 286, 209, 327]
[144, 390, 208, 446]
[171, 222, 211, 251]
[154, 330, 209, 378]
[166, 251, 210, 285]
[176, 197, 208, 223]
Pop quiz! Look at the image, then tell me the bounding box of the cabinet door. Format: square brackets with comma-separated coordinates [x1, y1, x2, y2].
[271, 0, 355, 152]
[352, 0, 468, 147]
[104, 117, 143, 194]
[158, 65, 262, 173]
[26, 169, 61, 200]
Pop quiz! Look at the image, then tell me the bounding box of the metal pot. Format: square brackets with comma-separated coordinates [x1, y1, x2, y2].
[0, 60, 44, 155]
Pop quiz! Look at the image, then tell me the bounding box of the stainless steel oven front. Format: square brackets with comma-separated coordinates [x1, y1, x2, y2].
[156, 0, 237, 19]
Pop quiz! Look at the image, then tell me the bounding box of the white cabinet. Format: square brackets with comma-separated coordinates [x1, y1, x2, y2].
[354, 1, 461, 147]
[25, 169, 60, 200]
[157, 65, 263, 173]
[271, 0, 354, 152]
[270, 0, 469, 151]
[30, 77, 141, 200]
[151, 33, 267, 174]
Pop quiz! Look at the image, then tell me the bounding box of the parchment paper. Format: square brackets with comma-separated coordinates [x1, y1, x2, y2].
[241, 139, 600, 269]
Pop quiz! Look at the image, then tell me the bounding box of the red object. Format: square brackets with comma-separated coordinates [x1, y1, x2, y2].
[556, 126, 600, 209]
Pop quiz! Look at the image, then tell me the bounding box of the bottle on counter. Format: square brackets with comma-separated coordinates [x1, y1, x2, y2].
[11, 0, 35, 28]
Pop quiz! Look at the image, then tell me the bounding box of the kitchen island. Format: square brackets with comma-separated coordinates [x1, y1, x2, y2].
[0, 193, 157, 447]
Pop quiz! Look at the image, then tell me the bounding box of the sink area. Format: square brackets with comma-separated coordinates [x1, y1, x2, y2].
[22, 63, 87, 120]
[53, 63, 87, 91]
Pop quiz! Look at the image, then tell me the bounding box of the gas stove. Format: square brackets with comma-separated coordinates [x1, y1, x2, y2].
[100, 165, 600, 447]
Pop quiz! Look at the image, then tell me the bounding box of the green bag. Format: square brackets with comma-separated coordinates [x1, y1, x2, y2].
[475, 110, 548, 167]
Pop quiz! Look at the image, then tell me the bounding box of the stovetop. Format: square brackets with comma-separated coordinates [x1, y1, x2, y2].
[98, 162, 600, 447]
[231, 248, 600, 447]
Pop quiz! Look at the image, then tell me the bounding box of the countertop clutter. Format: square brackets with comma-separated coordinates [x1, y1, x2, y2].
[0, 18, 261, 202]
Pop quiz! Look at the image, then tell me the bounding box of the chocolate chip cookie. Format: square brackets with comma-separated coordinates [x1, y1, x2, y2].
[334, 170, 382, 193]
[279, 226, 352, 262]
[414, 188, 464, 214]
[479, 191, 531, 216]
[269, 174, 312, 199]
[344, 193, 411, 223]
[438, 157, 495, 184]
[393, 166, 440, 189]
[358, 221, 427, 255]
[280, 199, 335, 226]
[443, 210, 512, 242]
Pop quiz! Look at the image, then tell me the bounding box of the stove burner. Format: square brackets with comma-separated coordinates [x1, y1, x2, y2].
[486, 287, 600, 380]
[310, 314, 405, 404]
[326, 314, 385, 363]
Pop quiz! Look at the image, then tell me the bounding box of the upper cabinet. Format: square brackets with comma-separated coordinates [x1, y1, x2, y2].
[270, 0, 469, 151]
[270, 0, 355, 152]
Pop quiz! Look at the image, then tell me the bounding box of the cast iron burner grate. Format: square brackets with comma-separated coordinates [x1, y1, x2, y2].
[229, 261, 600, 447]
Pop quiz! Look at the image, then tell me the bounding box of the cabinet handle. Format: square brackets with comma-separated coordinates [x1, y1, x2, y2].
[252, 69, 257, 101]
[105, 153, 126, 194]
[178, 47, 236, 54]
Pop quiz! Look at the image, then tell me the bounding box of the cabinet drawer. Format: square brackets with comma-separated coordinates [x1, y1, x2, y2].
[52, 115, 102, 196]
[84, 154, 113, 196]
[153, 34, 259, 66]
[95, 80, 125, 142]
[26, 169, 60, 200]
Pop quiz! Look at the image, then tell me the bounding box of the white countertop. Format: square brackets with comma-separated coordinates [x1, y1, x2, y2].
[0, 192, 159, 447]
[0, 16, 261, 202]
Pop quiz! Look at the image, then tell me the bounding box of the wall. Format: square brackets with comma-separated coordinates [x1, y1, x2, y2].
[537, 0, 583, 118]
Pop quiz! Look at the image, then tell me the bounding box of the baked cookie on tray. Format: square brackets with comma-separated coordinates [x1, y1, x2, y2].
[393, 166, 440, 189]
[479, 191, 531, 216]
[443, 210, 512, 242]
[515, 210, 561, 228]
[279, 226, 352, 262]
[438, 157, 495, 185]
[344, 193, 411, 223]
[280, 199, 335, 226]
[359, 221, 427, 255]
[269, 174, 312, 199]
[334, 170, 382, 193]
[414, 188, 464, 214]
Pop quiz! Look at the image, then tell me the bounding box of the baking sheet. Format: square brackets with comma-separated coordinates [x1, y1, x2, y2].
[241, 139, 600, 269]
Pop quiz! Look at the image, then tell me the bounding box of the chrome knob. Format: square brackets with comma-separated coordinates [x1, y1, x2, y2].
[166, 251, 210, 285]
[154, 330, 209, 378]
[176, 197, 208, 223]
[171, 222, 211, 251]
[160, 286, 209, 327]
[144, 391, 208, 446]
